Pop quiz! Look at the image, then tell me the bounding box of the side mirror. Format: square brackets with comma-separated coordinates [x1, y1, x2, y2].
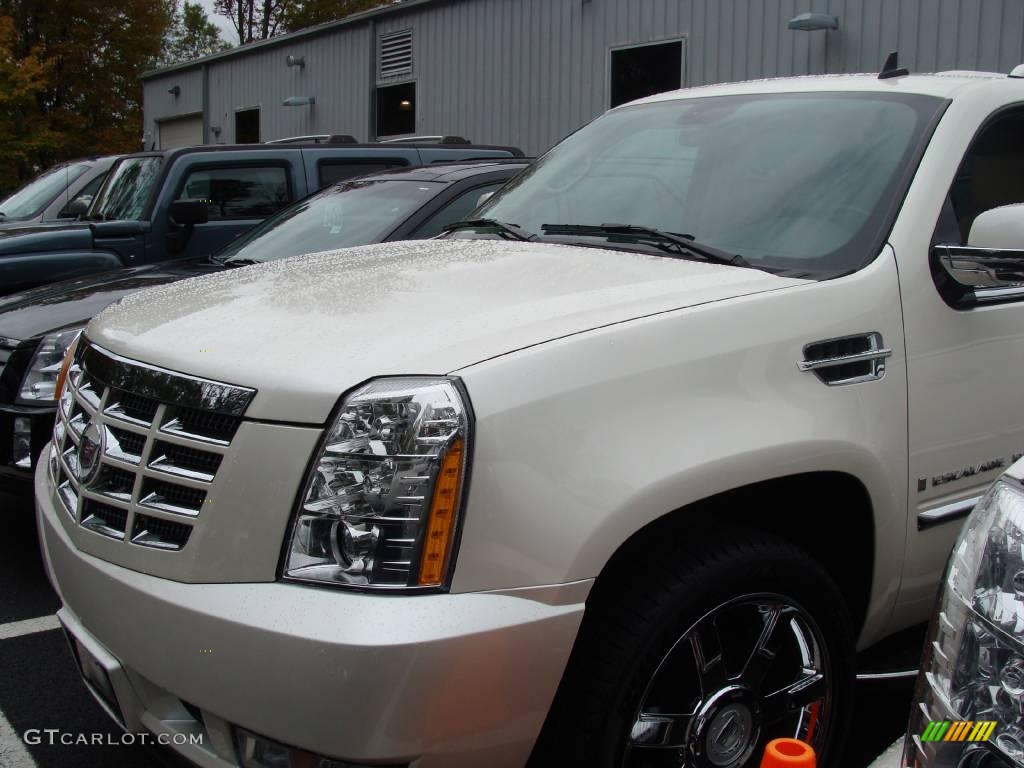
[58, 197, 90, 220]
[169, 199, 209, 227]
[934, 204, 1024, 302]
[968, 204, 1024, 250]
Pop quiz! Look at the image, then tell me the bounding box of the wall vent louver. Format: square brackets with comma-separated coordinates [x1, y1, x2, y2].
[379, 30, 413, 79]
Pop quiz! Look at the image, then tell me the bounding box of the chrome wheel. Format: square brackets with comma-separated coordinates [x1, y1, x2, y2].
[623, 594, 831, 768]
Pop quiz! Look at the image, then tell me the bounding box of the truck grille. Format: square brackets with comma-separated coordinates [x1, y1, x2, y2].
[50, 340, 255, 552]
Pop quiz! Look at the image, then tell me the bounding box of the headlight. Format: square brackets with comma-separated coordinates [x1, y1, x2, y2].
[906, 480, 1024, 768]
[283, 377, 471, 591]
[18, 327, 84, 402]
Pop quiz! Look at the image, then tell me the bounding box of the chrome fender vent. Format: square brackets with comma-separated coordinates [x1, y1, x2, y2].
[798, 333, 892, 386]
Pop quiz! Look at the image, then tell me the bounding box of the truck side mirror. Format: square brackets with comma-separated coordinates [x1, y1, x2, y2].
[58, 197, 91, 220]
[169, 199, 210, 227]
[967, 204, 1024, 250]
[933, 204, 1024, 303]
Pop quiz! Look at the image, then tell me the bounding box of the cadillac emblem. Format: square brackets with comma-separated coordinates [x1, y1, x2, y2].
[78, 422, 104, 486]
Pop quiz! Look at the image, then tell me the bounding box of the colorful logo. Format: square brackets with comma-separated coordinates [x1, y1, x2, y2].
[921, 721, 997, 743]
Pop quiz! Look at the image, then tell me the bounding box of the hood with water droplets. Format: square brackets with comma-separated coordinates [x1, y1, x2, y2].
[88, 239, 803, 423]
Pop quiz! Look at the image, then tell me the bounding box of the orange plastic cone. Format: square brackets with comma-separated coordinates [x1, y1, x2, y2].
[761, 738, 816, 768]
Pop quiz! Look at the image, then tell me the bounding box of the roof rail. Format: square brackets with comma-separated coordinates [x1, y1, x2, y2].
[327, 134, 358, 144]
[878, 51, 909, 80]
[377, 135, 472, 144]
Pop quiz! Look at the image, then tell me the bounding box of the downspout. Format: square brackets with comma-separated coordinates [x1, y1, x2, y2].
[368, 17, 377, 141]
[202, 63, 210, 144]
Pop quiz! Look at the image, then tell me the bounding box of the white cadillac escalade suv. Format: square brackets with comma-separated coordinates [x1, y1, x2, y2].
[36, 70, 1024, 768]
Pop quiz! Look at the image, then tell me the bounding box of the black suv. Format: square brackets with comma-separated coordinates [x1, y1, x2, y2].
[0, 141, 522, 297]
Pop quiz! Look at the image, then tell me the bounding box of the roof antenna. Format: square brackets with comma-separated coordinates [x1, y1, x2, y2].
[878, 51, 909, 80]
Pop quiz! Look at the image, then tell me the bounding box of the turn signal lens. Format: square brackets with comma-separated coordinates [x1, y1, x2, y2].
[53, 331, 82, 401]
[419, 438, 464, 586]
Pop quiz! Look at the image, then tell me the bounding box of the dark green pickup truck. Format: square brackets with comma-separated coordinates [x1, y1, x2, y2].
[0, 140, 522, 296]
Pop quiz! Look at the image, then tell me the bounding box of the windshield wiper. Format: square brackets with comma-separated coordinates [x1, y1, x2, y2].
[442, 218, 535, 242]
[541, 223, 752, 268]
[221, 258, 260, 267]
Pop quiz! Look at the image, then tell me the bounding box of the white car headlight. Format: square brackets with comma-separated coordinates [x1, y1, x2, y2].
[283, 377, 471, 591]
[18, 327, 84, 402]
[906, 480, 1024, 768]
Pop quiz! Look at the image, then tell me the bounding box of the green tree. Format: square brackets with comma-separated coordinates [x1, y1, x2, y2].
[212, 0, 386, 43]
[162, 1, 231, 65]
[282, 0, 387, 32]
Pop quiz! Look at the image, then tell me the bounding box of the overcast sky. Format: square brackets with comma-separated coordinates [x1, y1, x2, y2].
[195, 0, 240, 44]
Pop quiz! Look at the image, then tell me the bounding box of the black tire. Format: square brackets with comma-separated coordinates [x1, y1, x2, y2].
[530, 528, 855, 768]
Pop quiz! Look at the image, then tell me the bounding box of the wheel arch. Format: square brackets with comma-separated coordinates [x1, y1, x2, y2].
[586, 471, 876, 639]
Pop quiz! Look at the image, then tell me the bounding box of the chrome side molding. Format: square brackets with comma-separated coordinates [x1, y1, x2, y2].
[917, 495, 982, 531]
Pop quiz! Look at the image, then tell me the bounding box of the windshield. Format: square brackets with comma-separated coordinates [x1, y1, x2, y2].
[477, 92, 945, 277]
[0, 162, 90, 220]
[90, 157, 163, 221]
[215, 179, 441, 263]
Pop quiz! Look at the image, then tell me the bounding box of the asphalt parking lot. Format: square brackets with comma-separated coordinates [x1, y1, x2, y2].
[0, 489, 918, 768]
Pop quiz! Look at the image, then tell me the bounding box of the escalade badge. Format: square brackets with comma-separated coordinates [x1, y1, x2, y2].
[78, 422, 104, 486]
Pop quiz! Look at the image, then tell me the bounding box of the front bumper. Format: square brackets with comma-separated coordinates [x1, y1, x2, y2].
[0, 402, 55, 488]
[37, 453, 588, 768]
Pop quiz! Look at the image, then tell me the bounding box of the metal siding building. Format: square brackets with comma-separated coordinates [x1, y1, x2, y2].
[142, 0, 1024, 156]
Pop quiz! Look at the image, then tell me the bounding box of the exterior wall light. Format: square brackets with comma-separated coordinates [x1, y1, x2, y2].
[787, 12, 839, 31]
[168, 85, 181, 97]
[282, 96, 315, 107]
[286, 55, 305, 68]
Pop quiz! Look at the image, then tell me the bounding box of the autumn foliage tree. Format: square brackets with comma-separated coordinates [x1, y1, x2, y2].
[0, 0, 172, 192]
[0, 16, 54, 191]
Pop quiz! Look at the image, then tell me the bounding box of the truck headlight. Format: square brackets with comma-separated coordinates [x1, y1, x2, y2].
[283, 377, 471, 591]
[18, 327, 84, 402]
[906, 480, 1024, 767]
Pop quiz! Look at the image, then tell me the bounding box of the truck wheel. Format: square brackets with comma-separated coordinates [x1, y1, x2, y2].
[532, 529, 854, 768]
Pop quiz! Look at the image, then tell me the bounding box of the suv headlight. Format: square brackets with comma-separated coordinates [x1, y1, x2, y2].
[906, 480, 1024, 768]
[18, 327, 84, 402]
[283, 377, 471, 591]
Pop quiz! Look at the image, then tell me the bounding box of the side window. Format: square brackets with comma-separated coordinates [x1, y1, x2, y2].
[412, 182, 503, 238]
[941, 110, 1024, 245]
[318, 161, 407, 188]
[178, 166, 290, 220]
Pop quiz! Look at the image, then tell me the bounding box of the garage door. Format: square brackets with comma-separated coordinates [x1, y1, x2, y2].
[158, 115, 203, 149]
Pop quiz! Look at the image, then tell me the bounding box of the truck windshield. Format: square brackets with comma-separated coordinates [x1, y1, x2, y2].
[0, 162, 89, 220]
[476, 92, 945, 278]
[214, 179, 441, 263]
[90, 157, 163, 221]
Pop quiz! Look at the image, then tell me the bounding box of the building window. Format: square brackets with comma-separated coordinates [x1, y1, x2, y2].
[376, 82, 416, 137]
[235, 108, 260, 144]
[610, 40, 684, 108]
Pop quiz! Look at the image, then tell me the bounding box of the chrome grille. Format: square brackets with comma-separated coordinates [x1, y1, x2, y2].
[49, 340, 254, 552]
